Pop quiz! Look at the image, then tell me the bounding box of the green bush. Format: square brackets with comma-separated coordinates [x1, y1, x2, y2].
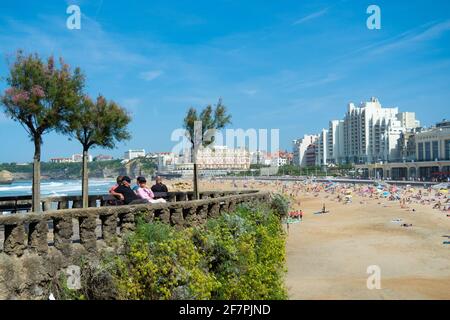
[71, 204, 287, 300]
[270, 193, 290, 219]
[113, 221, 218, 300]
[197, 205, 287, 299]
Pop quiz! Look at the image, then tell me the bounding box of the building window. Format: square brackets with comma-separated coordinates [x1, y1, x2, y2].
[445, 140, 450, 160]
[432, 141, 439, 160]
[418, 142, 424, 161]
[425, 142, 431, 161]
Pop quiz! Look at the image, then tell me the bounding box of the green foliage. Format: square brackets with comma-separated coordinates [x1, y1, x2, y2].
[62, 95, 131, 151]
[113, 221, 218, 300]
[269, 193, 290, 219]
[1, 51, 84, 144]
[198, 205, 287, 299]
[103, 204, 287, 300]
[183, 98, 232, 148]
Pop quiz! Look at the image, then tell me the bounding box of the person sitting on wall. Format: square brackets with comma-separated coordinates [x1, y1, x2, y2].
[108, 175, 124, 205]
[151, 176, 169, 193]
[114, 176, 148, 205]
[136, 176, 166, 204]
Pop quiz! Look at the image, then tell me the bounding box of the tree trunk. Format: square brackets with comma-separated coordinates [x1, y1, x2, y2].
[32, 136, 42, 213]
[82, 148, 89, 208]
[193, 163, 199, 200]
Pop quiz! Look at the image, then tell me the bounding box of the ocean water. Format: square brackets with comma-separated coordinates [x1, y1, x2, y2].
[0, 179, 115, 198]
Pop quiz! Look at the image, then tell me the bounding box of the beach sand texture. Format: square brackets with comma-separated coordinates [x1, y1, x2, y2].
[201, 179, 450, 300]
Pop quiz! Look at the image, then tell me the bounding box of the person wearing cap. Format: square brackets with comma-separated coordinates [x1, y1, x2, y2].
[136, 176, 166, 204]
[114, 176, 147, 205]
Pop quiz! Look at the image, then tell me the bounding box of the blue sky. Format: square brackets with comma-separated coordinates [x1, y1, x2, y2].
[0, 0, 449, 162]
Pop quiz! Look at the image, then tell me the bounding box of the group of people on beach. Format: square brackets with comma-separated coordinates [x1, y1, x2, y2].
[109, 175, 168, 205]
[223, 178, 450, 215]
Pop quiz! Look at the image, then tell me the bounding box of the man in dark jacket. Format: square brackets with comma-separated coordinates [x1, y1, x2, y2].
[115, 176, 147, 205]
[151, 176, 169, 193]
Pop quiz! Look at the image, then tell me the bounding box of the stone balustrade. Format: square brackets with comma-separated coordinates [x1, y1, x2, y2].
[0, 190, 260, 213]
[0, 190, 270, 258]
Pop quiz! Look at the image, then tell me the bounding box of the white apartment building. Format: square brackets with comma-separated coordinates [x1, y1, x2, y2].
[343, 97, 419, 164]
[327, 120, 345, 164]
[124, 149, 146, 161]
[315, 129, 328, 166]
[271, 157, 288, 167]
[293, 134, 318, 167]
[196, 146, 251, 170]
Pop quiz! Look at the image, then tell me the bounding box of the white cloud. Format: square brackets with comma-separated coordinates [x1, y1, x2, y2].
[139, 70, 163, 81]
[293, 8, 329, 26]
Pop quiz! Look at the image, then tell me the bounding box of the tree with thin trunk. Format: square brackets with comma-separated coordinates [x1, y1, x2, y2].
[62, 95, 131, 208]
[183, 99, 231, 199]
[1, 51, 84, 212]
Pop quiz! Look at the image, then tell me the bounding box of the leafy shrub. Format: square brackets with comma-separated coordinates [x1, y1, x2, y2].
[72, 204, 287, 300]
[270, 193, 290, 219]
[113, 221, 218, 300]
[198, 205, 287, 299]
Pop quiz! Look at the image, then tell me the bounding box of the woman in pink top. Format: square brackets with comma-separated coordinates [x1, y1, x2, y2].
[136, 177, 166, 203]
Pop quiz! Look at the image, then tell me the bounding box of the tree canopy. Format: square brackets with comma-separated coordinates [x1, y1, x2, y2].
[62, 94, 131, 151]
[183, 98, 232, 148]
[1, 51, 84, 142]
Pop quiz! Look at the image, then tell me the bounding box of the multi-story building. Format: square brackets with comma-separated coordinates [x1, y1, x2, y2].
[343, 97, 419, 164]
[315, 129, 328, 166]
[327, 120, 345, 164]
[292, 135, 318, 167]
[415, 120, 450, 162]
[196, 146, 250, 170]
[124, 149, 146, 161]
[398, 129, 419, 161]
[305, 144, 317, 167]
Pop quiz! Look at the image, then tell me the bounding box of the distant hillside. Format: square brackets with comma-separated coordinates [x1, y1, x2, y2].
[0, 158, 157, 180]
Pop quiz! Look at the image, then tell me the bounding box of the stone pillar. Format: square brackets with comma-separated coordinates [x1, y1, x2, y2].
[42, 201, 52, 212]
[53, 217, 73, 256]
[58, 200, 69, 210]
[170, 207, 184, 227]
[29, 220, 49, 255]
[3, 224, 26, 257]
[157, 208, 170, 224]
[183, 206, 197, 227]
[100, 214, 117, 244]
[228, 200, 237, 213]
[208, 202, 220, 218]
[196, 205, 208, 225]
[119, 212, 136, 233]
[79, 216, 97, 252]
[220, 201, 229, 214]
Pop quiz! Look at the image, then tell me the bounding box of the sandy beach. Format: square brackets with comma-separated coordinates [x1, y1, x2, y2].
[200, 178, 450, 300]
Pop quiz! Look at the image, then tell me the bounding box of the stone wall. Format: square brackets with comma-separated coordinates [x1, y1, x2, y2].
[0, 190, 270, 299]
